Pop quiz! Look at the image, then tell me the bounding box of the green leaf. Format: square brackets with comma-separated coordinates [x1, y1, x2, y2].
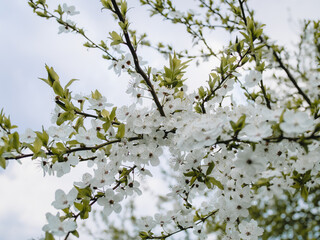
[3, 116, 11, 129]
[209, 177, 224, 190]
[36, 11, 48, 18]
[28, 1, 37, 9]
[291, 182, 300, 189]
[116, 123, 125, 139]
[190, 176, 197, 185]
[101, 109, 109, 119]
[74, 117, 84, 131]
[56, 111, 74, 126]
[204, 179, 212, 188]
[53, 81, 65, 97]
[45, 232, 55, 240]
[194, 105, 202, 113]
[0, 156, 6, 169]
[121, 1, 127, 15]
[302, 170, 312, 183]
[45, 65, 59, 85]
[95, 191, 105, 197]
[66, 140, 80, 146]
[314, 122, 320, 133]
[55, 4, 63, 15]
[97, 131, 106, 140]
[75, 186, 92, 199]
[198, 86, 206, 98]
[256, 178, 270, 186]
[102, 120, 111, 132]
[74, 202, 83, 211]
[109, 31, 123, 46]
[91, 90, 102, 100]
[119, 20, 129, 31]
[184, 171, 196, 177]
[206, 162, 215, 175]
[12, 132, 20, 151]
[71, 230, 80, 238]
[64, 79, 79, 90]
[109, 107, 117, 121]
[139, 231, 149, 239]
[236, 114, 246, 129]
[230, 120, 236, 131]
[55, 142, 66, 153]
[39, 77, 50, 86]
[301, 185, 308, 201]
[101, 0, 113, 9]
[36, 129, 49, 146]
[73, 196, 92, 220]
[80, 201, 91, 219]
[33, 138, 43, 154]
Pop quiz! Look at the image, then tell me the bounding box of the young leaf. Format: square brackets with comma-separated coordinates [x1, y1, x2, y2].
[109, 31, 123, 46]
[45, 65, 59, 85]
[116, 123, 125, 139]
[45, 232, 55, 240]
[12, 132, 20, 151]
[0, 156, 6, 169]
[53, 81, 65, 97]
[209, 177, 224, 190]
[64, 79, 79, 90]
[33, 138, 43, 154]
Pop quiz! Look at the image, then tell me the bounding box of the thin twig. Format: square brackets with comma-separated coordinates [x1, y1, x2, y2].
[259, 79, 272, 109]
[147, 210, 218, 239]
[110, 0, 166, 117]
[238, 0, 312, 107]
[5, 136, 141, 161]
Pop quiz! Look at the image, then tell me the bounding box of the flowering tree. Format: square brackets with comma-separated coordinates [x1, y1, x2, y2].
[1, 0, 320, 239]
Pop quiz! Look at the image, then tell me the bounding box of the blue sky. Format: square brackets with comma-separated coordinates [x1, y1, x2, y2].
[0, 0, 319, 239]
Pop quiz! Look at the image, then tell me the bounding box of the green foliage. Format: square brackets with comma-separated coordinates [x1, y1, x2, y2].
[230, 114, 246, 136]
[250, 187, 320, 240]
[45, 232, 55, 240]
[109, 31, 123, 46]
[158, 53, 190, 91]
[116, 123, 126, 139]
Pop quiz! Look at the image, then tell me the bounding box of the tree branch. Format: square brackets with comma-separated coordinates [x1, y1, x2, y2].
[269, 47, 312, 106]
[110, 0, 166, 117]
[238, 0, 312, 107]
[5, 137, 141, 161]
[147, 210, 218, 239]
[63, 165, 137, 239]
[259, 79, 272, 109]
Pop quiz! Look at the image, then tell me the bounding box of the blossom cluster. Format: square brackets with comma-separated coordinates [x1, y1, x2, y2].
[13, 62, 318, 239]
[2, 1, 320, 240]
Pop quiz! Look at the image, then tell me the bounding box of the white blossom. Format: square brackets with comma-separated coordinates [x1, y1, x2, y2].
[62, 3, 80, 16]
[137, 216, 156, 231]
[20, 128, 37, 143]
[280, 110, 313, 134]
[52, 188, 78, 210]
[42, 213, 77, 236]
[97, 189, 123, 216]
[240, 122, 273, 142]
[88, 96, 113, 111]
[234, 148, 267, 177]
[243, 70, 262, 88]
[58, 19, 75, 34]
[47, 124, 74, 142]
[238, 220, 263, 240]
[76, 127, 102, 145]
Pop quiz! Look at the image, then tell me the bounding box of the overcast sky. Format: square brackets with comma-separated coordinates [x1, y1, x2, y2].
[0, 1, 320, 239]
